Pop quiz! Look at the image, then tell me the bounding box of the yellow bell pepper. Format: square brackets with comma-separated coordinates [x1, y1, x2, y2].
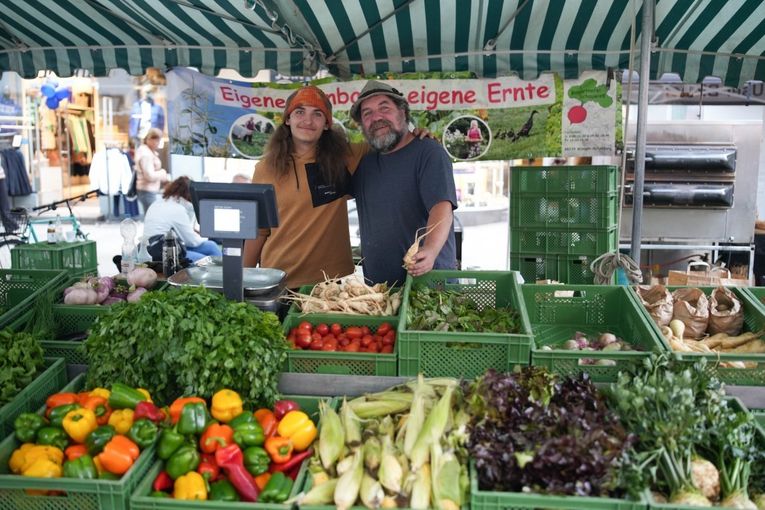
[90, 387, 111, 399]
[136, 388, 153, 403]
[63, 408, 98, 443]
[9, 444, 36, 473]
[211, 389, 243, 423]
[174, 471, 208, 500]
[276, 410, 317, 451]
[22, 458, 62, 478]
[108, 408, 134, 435]
[9, 444, 64, 474]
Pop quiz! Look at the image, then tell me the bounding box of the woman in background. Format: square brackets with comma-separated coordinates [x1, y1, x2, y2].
[134, 127, 169, 215]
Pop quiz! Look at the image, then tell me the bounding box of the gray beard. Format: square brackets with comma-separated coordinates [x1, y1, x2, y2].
[366, 123, 406, 153]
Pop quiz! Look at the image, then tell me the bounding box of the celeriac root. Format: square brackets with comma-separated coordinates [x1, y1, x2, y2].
[402, 220, 443, 269]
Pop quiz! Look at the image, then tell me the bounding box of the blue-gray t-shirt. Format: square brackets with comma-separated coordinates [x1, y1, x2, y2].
[351, 138, 458, 286]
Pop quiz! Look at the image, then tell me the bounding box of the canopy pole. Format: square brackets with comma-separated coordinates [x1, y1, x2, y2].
[630, 0, 654, 267]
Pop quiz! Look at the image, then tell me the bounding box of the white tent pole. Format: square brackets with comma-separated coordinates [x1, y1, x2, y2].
[630, 0, 654, 266]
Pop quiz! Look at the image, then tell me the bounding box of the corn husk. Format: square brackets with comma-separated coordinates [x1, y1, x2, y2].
[349, 399, 413, 419]
[360, 473, 385, 509]
[410, 386, 454, 470]
[294, 478, 338, 505]
[404, 375, 427, 457]
[335, 449, 364, 510]
[432, 444, 462, 510]
[363, 436, 382, 471]
[320, 400, 345, 470]
[336, 454, 355, 477]
[341, 398, 362, 447]
[410, 463, 431, 509]
[378, 436, 403, 494]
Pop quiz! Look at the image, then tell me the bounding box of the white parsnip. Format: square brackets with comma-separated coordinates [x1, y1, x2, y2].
[286, 274, 401, 316]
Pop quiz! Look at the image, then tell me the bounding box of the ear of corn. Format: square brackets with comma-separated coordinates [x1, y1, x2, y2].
[297, 478, 338, 505]
[336, 454, 355, 477]
[334, 449, 364, 510]
[363, 436, 382, 471]
[410, 462, 431, 509]
[404, 374, 427, 457]
[349, 399, 413, 419]
[341, 398, 362, 447]
[410, 386, 454, 470]
[432, 446, 462, 510]
[378, 435, 403, 494]
[320, 400, 345, 470]
[360, 472, 385, 509]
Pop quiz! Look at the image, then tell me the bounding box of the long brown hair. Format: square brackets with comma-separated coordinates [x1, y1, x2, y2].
[163, 176, 192, 201]
[261, 124, 351, 188]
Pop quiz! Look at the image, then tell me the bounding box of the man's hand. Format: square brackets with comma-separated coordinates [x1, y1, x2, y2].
[406, 245, 438, 277]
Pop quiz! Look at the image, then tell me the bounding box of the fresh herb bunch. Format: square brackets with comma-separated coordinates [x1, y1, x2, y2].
[407, 285, 522, 333]
[85, 286, 288, 407]
[464, 367, 632, 497]
[0, 328, 44, 405]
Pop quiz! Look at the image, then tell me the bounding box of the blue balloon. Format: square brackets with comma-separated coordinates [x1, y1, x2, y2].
[41, 83, 56, 98]
[54, 87, 71, 101]
[45, 96, 60, 109]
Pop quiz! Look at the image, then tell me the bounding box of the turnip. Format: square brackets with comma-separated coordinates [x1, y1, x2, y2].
[574, 331, 589, 349]
[127, 267, 157, 289]
[101, 296, 126, 305]
[127, 287, 148, 303]
[601, 342, 622, 352]
[562, 339, 579, 350]
[597, 332, 617, 349]
[64, 286, 99, 305]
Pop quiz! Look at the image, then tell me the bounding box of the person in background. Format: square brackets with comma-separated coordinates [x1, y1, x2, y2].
[143, 176, 221, 262]
[134, 127, 169, 215]
[349, 80, 457, 285]
[231, 173, 251, 184]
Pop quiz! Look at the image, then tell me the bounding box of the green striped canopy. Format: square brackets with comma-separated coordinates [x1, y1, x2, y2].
[1, 0, 763, 86]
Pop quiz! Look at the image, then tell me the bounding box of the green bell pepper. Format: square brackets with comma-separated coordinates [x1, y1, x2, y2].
[36, 426, 69, 450]
[232, 421, 264, 448]
[62, 454, 98, 479]
[14, 412, 46, 443]
[108, 383, 148, 410]
[86, 424, 116, 455]
[242, 446, 270, 476]
[99, 471, 120, 480]
[165, 444, 200, 480]
[128, 419, 158, 449]
[228, 411, 255, 428]
[209, 479, 240, 501]
[48, 403, 80, 428]
[177, 402, 208, 436]
[260, 471, 293, 503]
[157, 426, 186, 460]
[150, 491, 171, 498]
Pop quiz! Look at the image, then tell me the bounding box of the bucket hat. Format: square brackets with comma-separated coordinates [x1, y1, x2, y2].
[350, 80, 404, 121]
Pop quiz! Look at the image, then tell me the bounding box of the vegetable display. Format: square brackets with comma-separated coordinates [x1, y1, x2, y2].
[62, 268, 157, 306]
[287, 321, 396, 353]
[0, 328, 44, 406]
[286, 274, 402, 316]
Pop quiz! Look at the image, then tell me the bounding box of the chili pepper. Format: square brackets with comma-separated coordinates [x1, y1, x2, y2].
[108, 383, 148, 410]
[276, 410, 317, 451]
[86, 424, 115, 455]
[108, 408, 134, 435]
[128, 419, 159, 449]
[209, 478, 240, 501]
[97, 435, 139, 475]
[232, 420, 264, 448]
[62, 454, 98, 479]
[273, 399, 300, 420]
[166, 444, 200, 480]
[157, 426, 186, 460]
[89, 387, 110, 400]
[211, 389, 243, 423]
[22, 457, 62, 478]
[264, 436, 293, 463]
[48, 403, 80, 428]
[177, 402, 208, 435]
[64, 444, 88, 461]
[80, 395, 111, 426]
[14, 412, 46, 443]
[62, 408, 97, 444]
[270, 448, 313, 474]
[229, 411, 256, 428]
[152, 470, 174, 492]
[215, 444, 260, 502]
[254, 472, 271, 491]
[173, 471, 207, 500]
[260, 471, 293, 503]
[9, 444, 64, 474]
[242, 446, 270, 476]
[36, 427, 69, 451]
[200, 423, 234, 454]
[133, 401, 165, 423]
[169, 396, 206, 424]
[45, 392, 78, 411]
[150, 491, 170, 498]
[253, 409, 278, 437]
[198, 452, 219, 481]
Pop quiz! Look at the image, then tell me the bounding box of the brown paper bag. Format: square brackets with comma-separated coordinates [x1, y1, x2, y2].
[667, 262, 749, 287]
[635, 285, 673, 327]
[671, 287, 709, 340]
[708, 286, 744, 336]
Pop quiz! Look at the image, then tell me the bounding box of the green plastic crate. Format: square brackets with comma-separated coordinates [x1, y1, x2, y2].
[11, 241, 98, 277]
[397, 270, 534, 378]
[282, 314, 397, 376]
[0, 357, 66, 438]
[40, 340, 89, 365]
[510, 253, 602, 284]
[0, 269, 68, 330]
[524, 285, 668, 382]
[511, 226, 617, 257]
[741, 287, 765, 315]
[632, 286, 765, 386]
[510, 192, 618, 230]
[0, 374, 156, 510]
[512, 165, 619, 195]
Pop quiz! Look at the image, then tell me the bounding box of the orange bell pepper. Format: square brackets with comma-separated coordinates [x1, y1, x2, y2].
[254, 409, 278, 437]
[264, 436, 293, 463]
[97, 435, 140, 475]
[45, 392, 78, 415]
[254, 472, 271, 490]
[80, 395, 112, 426]
[199, 423, 234, 454]
[169, 397, 206, 424]
[64, 444, 88, 462]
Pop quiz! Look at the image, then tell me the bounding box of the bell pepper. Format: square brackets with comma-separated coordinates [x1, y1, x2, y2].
[37, 426, 69, 451]
[209, 479, 240, 501]
[99, 471, 120, 480]
[242, 446, 270, 476]
[9, 444, 64, 474]
[174, 471, 207, 500]
[273, 399, 300, 420]
[270, 448, 313, 475]
[166, 444, 200, 480]
[62, 408, 97, 444]
[14, 412, 46, 443]
[108, 383, 148, 410]
[64, 444, 88, 461]
[276, 410, 317, 451]
[211, 389, 243, 423]
[230, 411, 256, 428]
[264, 436, 293, 464]
[22, 457, 62, 478]
[178, 402, 208, 435]
[108, 408, 134, 435]
[150, 491, 170, 498]
[198, 452, 220, 481]
[134, 401, 165, 423]
[62, 454, 98, 479]
[158, 426, 186, 460]
[254, 472, 271, 490]
[136, 388, 152, 403]
[86, 424, 115, 455]
[254, 408, 278, 437]
[97, 435, 139, 475]
[89, 387, 110, 400]
[152, 470, 173, 492]
[260, 471, 293, 503]
[200, 423, 234, 454]
[215, 444, 260, 502]
[46, 392, 78, 411]
[48, 403, 80, 428]
[128, 419, 158, 449]
[80, 395, 111, 425]
[232, 420, 264, 448]
[169, 396, 206, 424]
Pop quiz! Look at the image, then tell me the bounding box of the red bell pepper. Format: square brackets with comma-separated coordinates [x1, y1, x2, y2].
[134, 401, 165, 423]
[215, 444, 260, 502]
[272, 400, 299, 420]
[152, 470, 173, 492]
[198, 453, 220, 482]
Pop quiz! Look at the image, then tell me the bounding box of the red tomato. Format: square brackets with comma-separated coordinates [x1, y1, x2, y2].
[315, 323, 329, 336]
[298, 321, 313, 331]
[295, 331, 312, 349]
[361, 334, 374, 347]
[322, 338, 338, 351]
[309, 339, 323, 350]
[338, 337, 350, 347]
[361, 326, 371, 336]
[380, 345, 394, 354]
[376, 322, 392, 336]
[382, 334, 395, 346]
[330, 323, 343, 336]
[346, 342, 360, 352]
[345, 327, 363, 340]
[366, 343, 379, 353]
[311, 332, 322, 343]
[289, 327, 299, 337]
[337, 333, 348, 341]
[384, 330, 396, 342]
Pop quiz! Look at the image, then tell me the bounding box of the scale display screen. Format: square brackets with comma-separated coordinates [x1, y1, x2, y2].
[198, 199, 259, 239]
[214, 208, 241, 232]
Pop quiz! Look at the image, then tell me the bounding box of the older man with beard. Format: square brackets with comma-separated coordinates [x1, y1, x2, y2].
[349, 80, 458, 286]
